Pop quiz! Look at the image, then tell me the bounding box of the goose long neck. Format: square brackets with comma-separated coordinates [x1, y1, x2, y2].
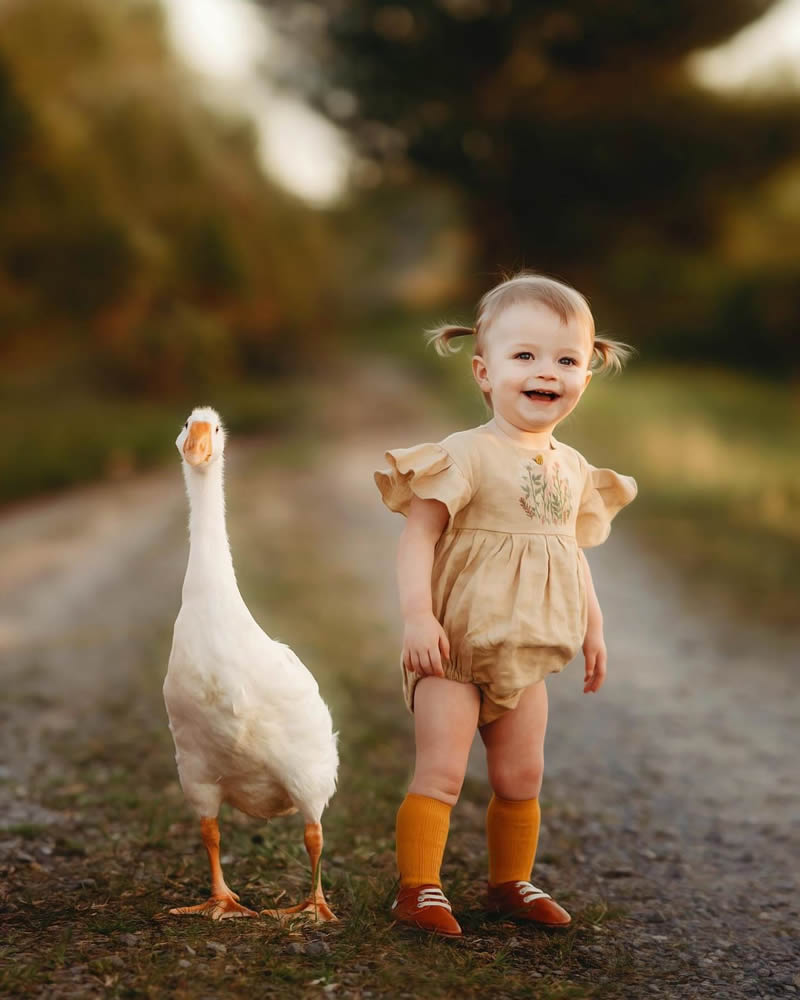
[182, 458, 238, 597]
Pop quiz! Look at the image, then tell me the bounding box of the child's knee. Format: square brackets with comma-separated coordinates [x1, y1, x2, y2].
[409, 769, 465, 806]
[488, 758, 544, 800]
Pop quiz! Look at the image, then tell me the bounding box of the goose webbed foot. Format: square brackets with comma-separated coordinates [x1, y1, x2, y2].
[261, 893, 337, 923]
[171, 894, 258, 920]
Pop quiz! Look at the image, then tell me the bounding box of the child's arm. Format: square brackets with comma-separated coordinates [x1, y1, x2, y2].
[397, 495, 451, 677]
[579, 549, 607, 694]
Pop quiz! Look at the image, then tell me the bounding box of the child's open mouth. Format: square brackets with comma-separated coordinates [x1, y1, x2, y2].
[523, 390, 560, 402]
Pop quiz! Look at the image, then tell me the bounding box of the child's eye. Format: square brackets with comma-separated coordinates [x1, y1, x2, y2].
[559, 357, 577, 366]
[514, 352, 533, 361]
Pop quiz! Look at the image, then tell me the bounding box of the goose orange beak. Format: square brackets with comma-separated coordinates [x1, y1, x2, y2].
[183, 421, 213, 466]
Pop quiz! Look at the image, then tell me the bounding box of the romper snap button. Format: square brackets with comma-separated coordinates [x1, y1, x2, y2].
[534, 455, 544, 465]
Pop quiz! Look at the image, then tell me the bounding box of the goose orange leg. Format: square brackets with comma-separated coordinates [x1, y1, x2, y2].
[262, 822, 337, 922]
[170, 817, 257, 920]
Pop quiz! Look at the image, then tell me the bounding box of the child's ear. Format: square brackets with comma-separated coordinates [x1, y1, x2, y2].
[583, 369, 593, 389]
[472, 355, 490, 392]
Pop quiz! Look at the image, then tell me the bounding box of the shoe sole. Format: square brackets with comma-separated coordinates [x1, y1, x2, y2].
[487, 909, 571, 928]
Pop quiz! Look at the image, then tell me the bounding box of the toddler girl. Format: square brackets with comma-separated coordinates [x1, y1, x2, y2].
[375, 273, 637, 936]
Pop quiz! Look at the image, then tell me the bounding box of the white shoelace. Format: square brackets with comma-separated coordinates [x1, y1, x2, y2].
[392, 887, 452, 912]
[514, 881, 551, 903]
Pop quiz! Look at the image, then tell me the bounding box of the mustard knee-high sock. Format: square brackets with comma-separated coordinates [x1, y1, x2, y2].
[396, 793, 452, 889]
[486, 794, 541, 885]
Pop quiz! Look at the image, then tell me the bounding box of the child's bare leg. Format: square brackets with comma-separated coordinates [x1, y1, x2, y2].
[479, 681, 570, 925]
[480, 680, 548, 800]
[410, 676, 481, 804]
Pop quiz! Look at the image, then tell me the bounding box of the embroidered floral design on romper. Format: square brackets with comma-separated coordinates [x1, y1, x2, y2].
[519, 460, 573, 524]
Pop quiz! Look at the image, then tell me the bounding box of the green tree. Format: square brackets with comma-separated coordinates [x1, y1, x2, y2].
[263, 1, 800, 367]
[266, 1, 799, 260]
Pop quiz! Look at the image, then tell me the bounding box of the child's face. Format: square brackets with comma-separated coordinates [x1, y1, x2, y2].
[472, 301, 593, 434]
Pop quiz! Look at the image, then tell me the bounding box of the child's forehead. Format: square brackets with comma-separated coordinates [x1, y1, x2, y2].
[488, 301, 591, 351]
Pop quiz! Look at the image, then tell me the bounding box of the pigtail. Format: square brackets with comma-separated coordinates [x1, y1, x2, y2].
[591, 335, 636, 374]
[425, 324, 475, 356]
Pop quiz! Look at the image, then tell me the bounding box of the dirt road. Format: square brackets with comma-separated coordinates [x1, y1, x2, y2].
[1, 368, 797, 998]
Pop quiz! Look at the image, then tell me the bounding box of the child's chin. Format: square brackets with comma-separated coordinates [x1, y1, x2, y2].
[517, 416, 558, 432]
[524, 399, 570, 420]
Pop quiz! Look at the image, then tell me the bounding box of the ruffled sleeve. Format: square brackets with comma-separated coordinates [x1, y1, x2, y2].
[374, 442, 473, 520]
[575, 465, 638, 548]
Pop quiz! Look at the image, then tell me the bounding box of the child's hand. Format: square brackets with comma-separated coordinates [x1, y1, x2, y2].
[402, 612, 450, 677]
[582, 625, 607, 693]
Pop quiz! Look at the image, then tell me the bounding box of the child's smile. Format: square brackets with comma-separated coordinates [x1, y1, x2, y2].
[523, 388, 560, 403]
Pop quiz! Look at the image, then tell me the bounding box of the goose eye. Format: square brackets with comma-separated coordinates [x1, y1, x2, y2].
[215, 426, 219, 433]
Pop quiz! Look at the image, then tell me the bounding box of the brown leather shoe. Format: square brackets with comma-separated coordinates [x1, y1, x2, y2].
[391, 884, 462, 937]
[487, 881, 571, 927]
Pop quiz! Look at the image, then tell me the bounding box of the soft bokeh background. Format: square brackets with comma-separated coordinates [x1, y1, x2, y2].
[3, 0, 799, 619]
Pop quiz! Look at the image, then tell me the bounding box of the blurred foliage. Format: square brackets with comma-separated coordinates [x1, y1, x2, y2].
[561, 366, 800, 626]
[263, 0, 800, 372]
[0, 0, 334, 395]
[0, 360, 305, 502]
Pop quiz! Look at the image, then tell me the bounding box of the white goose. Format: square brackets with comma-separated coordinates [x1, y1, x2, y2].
[164, 407, 338, 921]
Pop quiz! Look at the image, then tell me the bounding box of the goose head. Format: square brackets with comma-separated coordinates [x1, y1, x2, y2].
[176, 406, 226, 469]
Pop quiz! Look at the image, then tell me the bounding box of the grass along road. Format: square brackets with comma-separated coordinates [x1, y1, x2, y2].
[0, 363, 797, 998]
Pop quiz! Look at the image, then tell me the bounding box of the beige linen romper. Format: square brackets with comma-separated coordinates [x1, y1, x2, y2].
[375, 423, 637, 726]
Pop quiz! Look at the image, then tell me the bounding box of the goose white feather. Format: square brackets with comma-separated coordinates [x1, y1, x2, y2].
[163, 406, 338, 920]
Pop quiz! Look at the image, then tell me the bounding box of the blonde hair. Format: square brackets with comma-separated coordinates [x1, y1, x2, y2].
[427, 272, 633, 378]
